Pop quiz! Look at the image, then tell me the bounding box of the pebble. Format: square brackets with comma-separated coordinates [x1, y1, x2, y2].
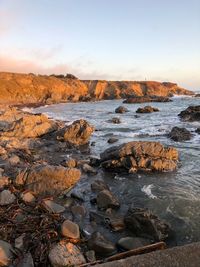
[42, 199, 65, 213]
[108, 137, 119, 144]
[71, 205, 86, 218]
[82, 163, 97, 175]
[0, 240, 14, 266]
[61, 220, 80, 239]
[96, 189, 120, 210]
[0, 190, 16, 206]
[21, 191, 36, 203]
[117, 236, 151, 250]
[85, 250, 96, 262]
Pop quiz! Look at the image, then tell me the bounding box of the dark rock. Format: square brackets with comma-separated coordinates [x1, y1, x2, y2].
[169, 127, 192, 141]
[100, 141, 178, 173]
[108, 137, 118, 144]
[91, 180, 109, 192]
[82, 163, 97, 174]
[96, 189, 120, 210]
[108, 117, 121, 124]
[123, 96, 172, 104]
[195, 128, 200, 134]
[124, 206, 170, 241]
[195, 94, 200, 97]
[17, 253, 34, 267]
[70, 190, 85, 202]
[71, 205, 86, 218]
[90, 157, 101, 167]
[85, 250, 96, 262]
[115, 106, 129, 114]
[178, 106, 200, 121]
[88, 232, 116, 256]
[136, 106, 159, 113]
[117, 236, 151, 251]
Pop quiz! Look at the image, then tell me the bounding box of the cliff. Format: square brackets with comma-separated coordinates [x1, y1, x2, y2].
[0, 72, 193, 106]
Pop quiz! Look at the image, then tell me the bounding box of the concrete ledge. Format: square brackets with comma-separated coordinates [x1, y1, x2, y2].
[96, 242, 200, 267]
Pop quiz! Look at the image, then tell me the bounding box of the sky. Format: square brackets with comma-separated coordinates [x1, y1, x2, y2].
[0, 0, 199, 90]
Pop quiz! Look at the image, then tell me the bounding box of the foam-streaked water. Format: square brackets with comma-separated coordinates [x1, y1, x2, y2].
[33, 96, 200, 245]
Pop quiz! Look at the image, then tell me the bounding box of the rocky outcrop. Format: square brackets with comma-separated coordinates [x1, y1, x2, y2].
[0, 72, 193, 106]
[115, 106, 129, 114]
[136, 106, 159, 113]
[100, 141, 178, 172]
[15, 164, 81, 196]
[123, 96, 171, 104]
[169, 127, 192, 142]
[178, 106, 200, 122]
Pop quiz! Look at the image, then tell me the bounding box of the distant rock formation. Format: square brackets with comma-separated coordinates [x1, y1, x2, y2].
[0, 72, 194, 106]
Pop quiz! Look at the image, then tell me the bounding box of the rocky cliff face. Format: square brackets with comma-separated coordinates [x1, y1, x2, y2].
[0, 72, 193, 105]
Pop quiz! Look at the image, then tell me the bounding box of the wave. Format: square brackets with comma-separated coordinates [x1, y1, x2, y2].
[141, 184, 157, 199]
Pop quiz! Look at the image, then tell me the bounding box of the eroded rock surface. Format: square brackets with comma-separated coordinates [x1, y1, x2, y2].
[169, 127, 192, 142]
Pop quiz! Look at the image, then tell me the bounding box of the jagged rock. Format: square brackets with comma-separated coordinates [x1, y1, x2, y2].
[0, 190, 16, 205]
[123, 96, 171, 104]
[15, 164, 81, 196]
[108, 137, 118, 144]
[124, 206, 170, 241]
[0, 240, 14, 266]
[57, 119, 94, 145]
[96, 189, 120, 210]
[15, 233, 26, 251]
[115, 106, 129, 114]
[88, 232, 116, 256]
[49, 241, 86, 266]
[42, 199, 65, 213]
[91, 180, 109, 192]
[178, 106, 200, 121]
[61, 220, 80, 239]
[90, 157, 101, 167]
[169, 127, 192, 141]
[117, 237, 151, 251]
[108, 117, 121, 124]
[82, 163, 97, 174]
[100, 141, 178, 172]
[196, 128, 200, 134]
[136, 106, 159, 113]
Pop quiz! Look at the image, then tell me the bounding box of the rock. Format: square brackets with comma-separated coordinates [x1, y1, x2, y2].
[178, 106, 200, 121]
[196, 128, 200, 134]
[15, 233, 26, 251]
[42, 199, 65, 213]
[71, 205, 86, 218]
[169, 127, 192, 141]
[108, 137, 118, 144]
[0, 190, 16, 205]
[123, 96, 171, 104]
[49, 241, 86, 266]
[90, 157, 101, 167]
[117, 237, 151, 251]
[91, 180, 109, 192]
[1, 113, 58, 138]
[0, 177, 9, 189]
[85, 250, 96, 262]
[70, 189, 85, 202]
[136, 106, 159, 113]
[195, 94, 200, 97]
[108, 117, 121, 124]
[82, 163, 97, 174]
[96, 190, 120, 210]
[15, 164, 81, 196]
[64, 158, 77, 168]
[8, 155, 20, 166]
[20, 191, 36, 203]
[100, 141, 178, 173]
[124, 206, 170, 241]
[61, 220, 80, 239]
[115, 106, 129, 114]
[88, 232, 116, 256]
[17, 253, 34, 267]
[57, 119, 95, 145]
[0, 240, 14, 266]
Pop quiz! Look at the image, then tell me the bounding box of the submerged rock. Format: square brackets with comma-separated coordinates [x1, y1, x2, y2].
[117, 237, 151, 251]
[115, 106, 129, 114]
[96, 189, 120, 210]
[178, 106, 200, 121]
[108, 137, 118, 144]
[100, 141, 178, 172]
[196, 128, 200, 134]
[124, 206, 170, 241]
[15, 164, 81, 196]
[169, 127, 192, 141]
[91, 180, 109, 192]
[136, 106, 159, 113]
[108, 117, 121, 124]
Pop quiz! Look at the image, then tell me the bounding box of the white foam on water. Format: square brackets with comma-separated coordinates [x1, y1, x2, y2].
[141, 184, 157, 199]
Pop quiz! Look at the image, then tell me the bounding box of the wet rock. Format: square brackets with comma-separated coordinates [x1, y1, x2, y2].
[91, 141, 96, 146]
[123, 96, 171, 104]
[16, 164, 81, 196]
[169, 127, 192, 141]
[21, 191, 36, 203]
[57, 119, 95, 145]
[17, 253, 34, 267]
[96, 189, 120, 210]
[71, 205, 86, 218]
[88, 232, 116, 256]
[100, 141, 178, 172]
[61, 220, 80, 239]
[195, 94, 200, 97]
[49, 241, 86, 266]
[85, 250, 96, 262]
[178, 105, 200, 121]
[117, 237, 151, 251]
[136, 106, 159, 113]
[91, 180, 109, 192]
[90, 157, 101, 167]
[108, 137, 118, 144]
[82, 163, 97, 174]
[0, 190, 16, 205]
[0, 240, 14, 266]
[124, 206, 170, 241]
[195, 128, 200, 134]
[15, 233, 26, 251]
[42, 199, 65, 213]
[115, 106, 129, 114]
[0, 177, 9, 189]
[108, 117, 121, 124]
[64, 157, 77, 168]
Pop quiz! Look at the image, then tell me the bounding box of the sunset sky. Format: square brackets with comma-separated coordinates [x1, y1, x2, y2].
[0, 0, 199, 90]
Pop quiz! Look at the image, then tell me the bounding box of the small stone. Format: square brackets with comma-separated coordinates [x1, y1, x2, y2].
[0, 240, 14, 266]
[91, 180, 109, 192]
[61, 220, 80, 239]
[49, 241, 86, 266]
[109, 117, 121, 124]
[0, 190, 16, 205]
[108, 137, 118, 144]
[82, 164, 97, 174]
[117, 237, 151, 251]
[71, 205, 86, 218]
[0, 177, 9, 189]
[42, 199, 65, 213]
[15, 234, 26, 251]
[96, 190, 120, 210]
[65, 158, 77, 168]
[21, 191, 36, 203]
[85, 250, 96, 262]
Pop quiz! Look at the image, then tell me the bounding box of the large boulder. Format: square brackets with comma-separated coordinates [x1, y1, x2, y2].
[168, 127, 192, 141]
[136, 106, 159, 113]
[178, 106, 200, 122]
[15, 164, 81, 196]
[124, 206, 170, 241]
[100, 141, 178, 172]
[57, 119, 94, 145]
